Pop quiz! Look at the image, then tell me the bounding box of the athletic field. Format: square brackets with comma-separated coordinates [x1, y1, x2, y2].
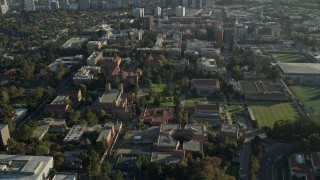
[290, 85, 320, 121]
[248, 101, 299, 128]
[272, 53, 308, 63]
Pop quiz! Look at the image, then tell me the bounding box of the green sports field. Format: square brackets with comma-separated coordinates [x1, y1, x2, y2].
[290, 85, 320, 121]
[248, 101, 299, 128]
[272, 53, 308, 63]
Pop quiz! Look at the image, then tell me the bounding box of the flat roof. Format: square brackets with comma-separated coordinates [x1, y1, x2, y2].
[183, 140, 203, 152]
[52, 172, 77, 180]
[99, 89, 120, 104]
[52, 95, 68, 105]
[221, 123, 239, 133]
[160, 124, 181, 133]
[0, 124, 8, 130]
[0, 155, 53, 179]
[157, 135, 179, 147]
[15, 109, 28, 119]
[150, 152, 182, 164]
[63, 125, 83, 142]
[277, 63, 320, 75]
[96, 129, 112, 142]
[185, 124, 206, 136]
[31, 125, 50, 139]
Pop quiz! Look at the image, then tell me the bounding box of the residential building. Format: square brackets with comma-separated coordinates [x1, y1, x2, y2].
[24, 0, 35, 11]
[143, 16, 154, 30]
[218, 123, 239, 140]
[59, 89, 82, 102]
[233, 22, 248, 41]
[176, 6, 185, 17]
[87, 51, 103, 66]
[0, 155, 54, 180]
[63, 125, 84, 143]
[191, 79, 220, 96]
[0, 124, 10, 149]
[142, 107, 173, 126]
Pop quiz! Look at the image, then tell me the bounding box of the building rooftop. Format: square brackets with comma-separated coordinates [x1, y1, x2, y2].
[192, 79, 219, 87]
[0, 154, 53, 180]
[277, 63, 320, 75]
[51, 95, 69, 105]
[195, 104, 220, 111]
[183, 140, 203, 152]
[63, 125, 84, 142]
[52, 172, 77, 180]
[0, 124, 8, 131]
[221, 124, 239, 133]
[160, 124, 181, 134]
[150, 152, 183, 164]
[96, 128, 112, 142]
[15, 109, 28, 120]
[31, 125, 50, 140]
[157, 135, 179, 148]
[185, 124, 206, 136]
[99, 89, 120, 104]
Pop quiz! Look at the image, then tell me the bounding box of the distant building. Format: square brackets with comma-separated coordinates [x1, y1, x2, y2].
[79, 0, 90, 10]
[277, 63, 320, 84]
[0, 155, 53, 180]
[143, 16, 154, 30]
[289, 153, 313, 180]
[191, 104, 225, 123]
[0, 124, 10, 149]
[86, 41, 102, 54]
[96, 123, 115, 145]
[172, 59, 189, 73]
[233, 22, 248, 41]
[175, 6, 185, 17]
[145, 54, 164, 69]
[132, 8, 144, 18]
[191, 79, 220, 96]
[24, 0, 35, 11]
[87, 51, 103, 66]
[155, 6, 161, 17]
[214, 26, 224, 42]
[0, 4, 8, 14]
[213, 9, 222, 21]
[49, 0, 59, 10]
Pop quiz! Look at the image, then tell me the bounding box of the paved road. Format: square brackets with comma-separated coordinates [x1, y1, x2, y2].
[239, 141, 251, 180]
[258, 143, 292, 180]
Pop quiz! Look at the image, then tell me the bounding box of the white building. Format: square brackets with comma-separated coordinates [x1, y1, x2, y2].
[132, 8, 144, 18]
[155, 6, 161, 17]
[24, 0, 35, 11]
[197, 57, 218, 73]
[0, 155, 54, 180]
[176, 6, 185, 17]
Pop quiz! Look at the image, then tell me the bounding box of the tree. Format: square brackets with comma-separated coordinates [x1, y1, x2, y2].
[112, 170, 124, 180]
[1, 90, 9, 104]
[35, 144, 50, 156]
[86, 109, 99, 126]
[153, 97, 160, 106]
[55, 64, 67, 81]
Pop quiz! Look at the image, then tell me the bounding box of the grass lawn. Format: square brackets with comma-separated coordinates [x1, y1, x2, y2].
[225, 162, 239, 179]
[248, 101, 299, 128]
[290, 85, 320, 121]
[272, 53, 307, 63]
[150, 83, 167, 93]
[227, 105, 243, 113]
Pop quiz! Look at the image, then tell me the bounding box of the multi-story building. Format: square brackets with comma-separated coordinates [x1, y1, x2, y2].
[73, 66, 101, 85]
[155, 6, 161, 17]
[79, 0, 90, 10]
[197, 57, 218, 73]
[233, 22, 248, 41]
[87, 51, 103, 66]
[213, 9, 222, 21]
[0, 124, 10, 149]
[142, 107, 173, 126]
[0, 155, 54, 180]
[176, 6, 185, 17]
[191, 79, 220, 96]
[143, 16, 154, 30]
[24, 0, 35, 11]
[132, 8, 144, 18]
[218, 123, 239, 140]
[86, 41, 102, 54]
[0, 0, 8, 14]
[63, 125, 84, 143]
[45, 95, 70, 117]
[49, 0, 59, 10]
